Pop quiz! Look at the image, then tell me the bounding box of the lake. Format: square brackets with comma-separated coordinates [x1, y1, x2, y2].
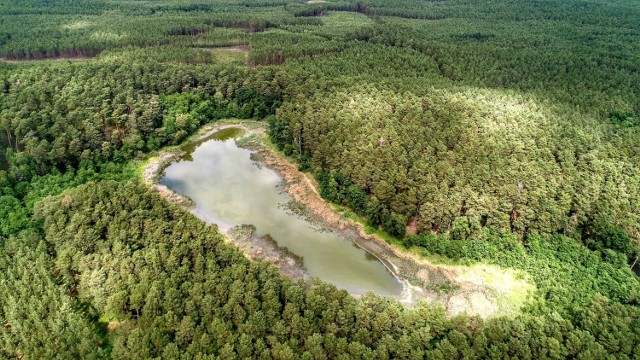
[161, 127, 403, 296]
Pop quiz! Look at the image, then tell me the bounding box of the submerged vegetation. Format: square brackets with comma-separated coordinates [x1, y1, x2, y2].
[1, 0, 639, 358]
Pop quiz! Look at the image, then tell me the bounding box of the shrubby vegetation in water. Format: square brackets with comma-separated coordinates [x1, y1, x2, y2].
[1, 0, 639, 358]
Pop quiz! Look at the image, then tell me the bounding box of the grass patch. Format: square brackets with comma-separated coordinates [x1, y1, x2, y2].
[213, 48, 248, 64]
[321, 11, 374, 31]
[98, 313, 117, 324]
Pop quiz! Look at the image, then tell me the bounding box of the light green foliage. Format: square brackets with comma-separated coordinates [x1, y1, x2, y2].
[406, 231, 640, 313]
[98, 46, 220, 65]
[276, 87, 640, 241]
[283, 11, 374, 38]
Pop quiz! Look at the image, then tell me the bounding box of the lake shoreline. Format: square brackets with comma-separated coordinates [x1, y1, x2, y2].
[142, 121, 421, 302]
[143, 120, 534, 316]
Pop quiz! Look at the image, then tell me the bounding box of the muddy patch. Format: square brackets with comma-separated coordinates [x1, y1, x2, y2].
[228, 225, 306, 281]
[143, 150, 194, 207]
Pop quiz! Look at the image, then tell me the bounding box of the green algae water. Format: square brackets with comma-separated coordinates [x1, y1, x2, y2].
[160, 127, 403, 296]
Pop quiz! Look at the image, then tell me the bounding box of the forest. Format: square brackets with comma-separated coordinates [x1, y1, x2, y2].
[1, 0, 639, 358]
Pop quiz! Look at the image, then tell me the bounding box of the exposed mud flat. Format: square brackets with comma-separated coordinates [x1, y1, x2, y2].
[227, 224, 307, 282]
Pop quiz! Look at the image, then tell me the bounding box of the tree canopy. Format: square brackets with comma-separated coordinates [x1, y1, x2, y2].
[1, 0, 639, 358]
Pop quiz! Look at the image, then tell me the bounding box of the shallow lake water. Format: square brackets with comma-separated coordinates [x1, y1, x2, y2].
[160, 127, 403, 296]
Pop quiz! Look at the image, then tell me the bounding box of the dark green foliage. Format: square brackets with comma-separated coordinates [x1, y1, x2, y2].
[9, 180, 634, 358]
[587, 223, 636, 261]
[268, 114, 292, 152]
[297, 154, 313, 172]
[610, 111, 640, 128]
[0, 160, 133, 237]
[318, 171, 406, 235]
[385, 213, 407, 237]
[159, 91, 278, 144]
[0, 236, 106, 359]
[0, 61, 283, 175]
[346, 185, 368, 216]
[0, 195, 29, 236]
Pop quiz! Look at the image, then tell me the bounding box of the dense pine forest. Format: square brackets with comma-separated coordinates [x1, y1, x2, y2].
[1, 0, 639, 358]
